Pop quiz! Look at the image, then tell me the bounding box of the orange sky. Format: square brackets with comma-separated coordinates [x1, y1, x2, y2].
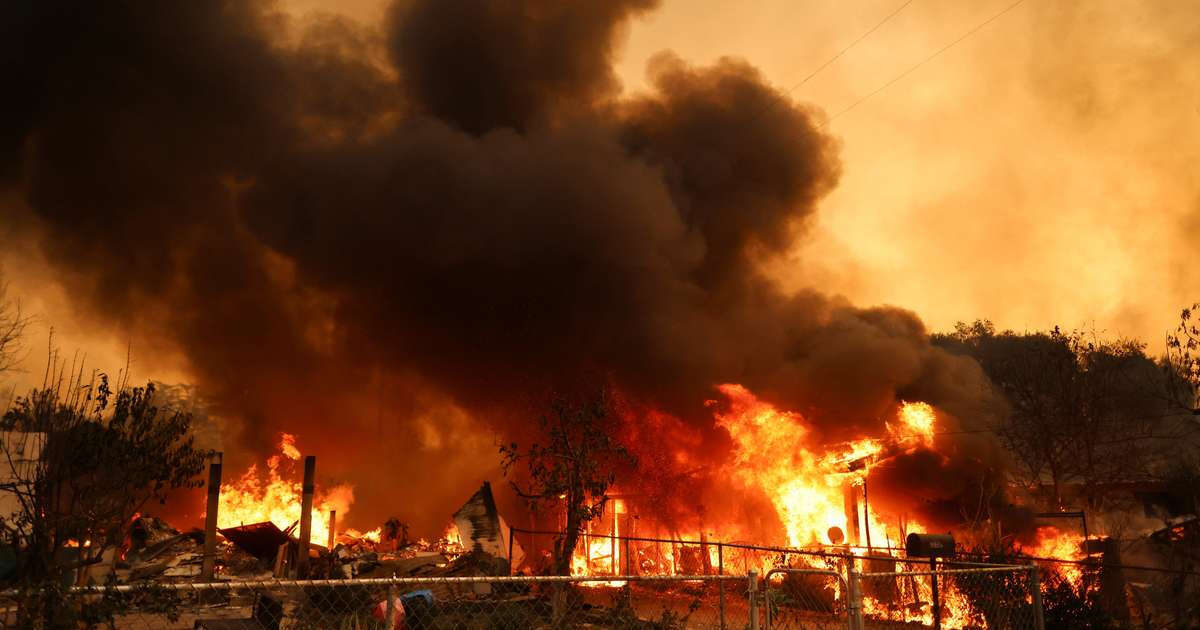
[3, 0, 1198, 392]
[616, 0, 1200, 345]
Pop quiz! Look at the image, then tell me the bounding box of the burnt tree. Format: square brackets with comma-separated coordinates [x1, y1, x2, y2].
[500, 390, 634, 576]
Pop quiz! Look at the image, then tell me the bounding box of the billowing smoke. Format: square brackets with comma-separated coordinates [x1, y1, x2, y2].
[1, 0, 1009, 537]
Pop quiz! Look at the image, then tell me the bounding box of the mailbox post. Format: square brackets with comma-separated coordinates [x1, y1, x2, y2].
[905, 533, 956, 630]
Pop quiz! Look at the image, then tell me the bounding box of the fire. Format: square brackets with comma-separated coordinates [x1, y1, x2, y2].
[862, 572, 986, 628]
[275, 432, 301, 462]
[713, 385, 931, 550]
[442, 523, 462, 547]
[212, 433, 356, 547]
[344, 527, 382, 543]
[1027, 525, 1086, 586]
[571, 498, 628, 586]
[559, 388, 948, 582]
[891, 400, 936, 446]
[714, 384, 851, 547]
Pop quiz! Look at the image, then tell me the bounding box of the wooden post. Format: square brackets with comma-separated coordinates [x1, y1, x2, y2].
[201, 457, 222, 580]
[328, 510, 337, 550]
[862, 479, 872, 551]
[843, 483, 862, 546]
[296, 455, 316, 578]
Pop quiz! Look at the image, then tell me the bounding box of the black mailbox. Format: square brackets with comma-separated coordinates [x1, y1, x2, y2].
[905, 533, 956, 558]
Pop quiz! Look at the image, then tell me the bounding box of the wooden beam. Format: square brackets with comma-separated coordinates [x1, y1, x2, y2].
[200, 457, 223, 580]
[296, 455, 316, 577]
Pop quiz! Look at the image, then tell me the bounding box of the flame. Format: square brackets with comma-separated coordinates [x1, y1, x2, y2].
[276, 432, 301, 462]
[442, 523, 462, 547]
[891, 400, 936, 446]
[570, 498, 628, 586]
[344, 527, 382, 543]
[437, 523, 465, 558]
[862, 572, 986, 628]
[561, 389, 948, 583]
[713, 384, 922, 550]
[714, 384, 845, 547]
[1026, 525, 1086, 586]
[212, 433, 355, 547]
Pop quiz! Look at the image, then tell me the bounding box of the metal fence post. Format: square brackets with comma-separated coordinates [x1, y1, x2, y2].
[624, 536, 633, 609]
[748, 570, 759, 630]
[847, 564, 865, 630]
[930, 557, 942, 630]
[1030, 564, 1046, 630]
[384, 577, 397, 629]
[718, 543, 726, 630]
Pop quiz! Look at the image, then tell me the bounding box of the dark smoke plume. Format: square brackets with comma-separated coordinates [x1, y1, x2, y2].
[1, 0, 1007, 537]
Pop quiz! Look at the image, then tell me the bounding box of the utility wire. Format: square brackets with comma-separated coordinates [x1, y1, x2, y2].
[824, 0, 1027, 126]
[781, 0, 915, 97]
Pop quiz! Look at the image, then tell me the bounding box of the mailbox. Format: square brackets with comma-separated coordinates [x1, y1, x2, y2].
[905, 533, 956, 558]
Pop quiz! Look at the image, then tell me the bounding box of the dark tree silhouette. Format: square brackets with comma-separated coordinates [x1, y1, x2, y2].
[0, 376, 210, 626]
[0, 274, 29, 377]
[1166, 302, 1200, 416]
[500, 389, 634, 576]
[935, 321, 1177, 508]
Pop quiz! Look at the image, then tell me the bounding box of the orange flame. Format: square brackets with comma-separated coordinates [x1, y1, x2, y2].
[1027, 525, 1086, 586]
[212, 433, 355, 547]
[713, 385, 927, 550]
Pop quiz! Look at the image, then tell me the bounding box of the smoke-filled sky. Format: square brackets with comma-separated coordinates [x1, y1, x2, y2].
[284, 0, 1200, 341]
[1, 0, 1198, 535]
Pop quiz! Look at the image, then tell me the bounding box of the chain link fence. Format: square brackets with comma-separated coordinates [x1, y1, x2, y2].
[763, 567, 848, 630]
[855, 564, 1042, 630]
[0, 574, 759, 629]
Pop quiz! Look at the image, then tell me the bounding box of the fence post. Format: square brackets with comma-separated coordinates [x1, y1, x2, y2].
[296, 455, 316, 578]
[624, 536, 633, 609]
[200, 458, 222, 581]
[847, 564, 865, 630]
[718, 543, 726, 630]
[385, 577, 397, 629]
[748, 570, 759, 630]
[1030, 564, 1046, 630]
[930, 557, 941, 630]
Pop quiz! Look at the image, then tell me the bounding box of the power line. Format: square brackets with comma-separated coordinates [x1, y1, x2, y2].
[824, 0, 1027, 126]
[781, 0, 915, 97]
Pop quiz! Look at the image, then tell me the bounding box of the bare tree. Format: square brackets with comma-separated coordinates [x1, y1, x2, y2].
[500, 389, 634, 576]
[0, 274, 30, 376]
